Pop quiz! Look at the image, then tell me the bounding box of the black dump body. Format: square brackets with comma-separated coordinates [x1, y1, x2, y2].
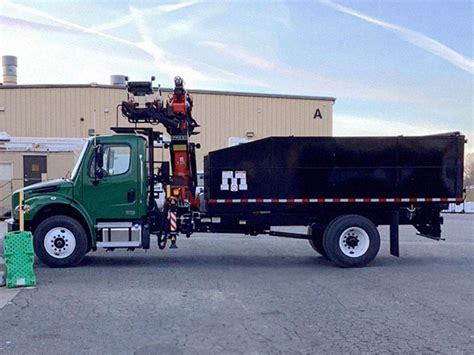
[205, 133, 464, 201]
[203, 133, 464, 234]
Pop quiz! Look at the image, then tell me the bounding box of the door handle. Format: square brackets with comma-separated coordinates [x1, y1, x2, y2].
[127, 189, 136, 203]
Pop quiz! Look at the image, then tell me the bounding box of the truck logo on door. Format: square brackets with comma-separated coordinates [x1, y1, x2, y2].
[220, 171, 247, 192]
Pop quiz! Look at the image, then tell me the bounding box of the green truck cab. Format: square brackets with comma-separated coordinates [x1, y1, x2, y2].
[8, 134, 149, 267]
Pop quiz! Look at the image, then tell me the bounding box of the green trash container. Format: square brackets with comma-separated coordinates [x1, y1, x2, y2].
[3, 231, 36, 288]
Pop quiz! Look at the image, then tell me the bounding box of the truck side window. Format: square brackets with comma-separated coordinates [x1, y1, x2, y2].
[89, 145, 131, 177]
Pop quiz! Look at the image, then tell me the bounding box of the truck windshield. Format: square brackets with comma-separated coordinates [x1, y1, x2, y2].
[70, 140, 89, 180]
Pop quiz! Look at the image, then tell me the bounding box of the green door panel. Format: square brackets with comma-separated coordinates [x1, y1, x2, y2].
[82, 137, 140, 221]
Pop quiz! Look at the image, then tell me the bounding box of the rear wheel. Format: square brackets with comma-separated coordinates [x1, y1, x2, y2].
[34, 215, 88, 267]
[308, 225, 327, 256]
[323, 215, 380, 268]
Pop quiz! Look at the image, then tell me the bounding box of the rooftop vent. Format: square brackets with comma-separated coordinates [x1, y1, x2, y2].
[110, 75, 128, 86]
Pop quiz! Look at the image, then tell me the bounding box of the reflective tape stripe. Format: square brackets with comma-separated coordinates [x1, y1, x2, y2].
[206, 197, 463, 204]
[170, 212, 177, 231]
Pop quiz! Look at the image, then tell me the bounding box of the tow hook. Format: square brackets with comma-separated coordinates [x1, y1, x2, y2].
[407, 205, 416, 220]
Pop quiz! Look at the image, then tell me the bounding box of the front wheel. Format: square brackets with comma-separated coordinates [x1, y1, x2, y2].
[323, 215, 380, 268]
[34, 215, 88, 267]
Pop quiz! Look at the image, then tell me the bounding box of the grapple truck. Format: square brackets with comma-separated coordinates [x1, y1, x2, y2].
[7, 77, 465, 267]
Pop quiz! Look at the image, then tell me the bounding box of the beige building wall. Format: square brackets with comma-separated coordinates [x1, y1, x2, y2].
[193, 92, 333, 157]
[0, 86, 127, 138]
[0, 85, 334, 154]
[0, 151, 75, 215]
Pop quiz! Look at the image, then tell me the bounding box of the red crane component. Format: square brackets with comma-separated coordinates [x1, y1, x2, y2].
[171, 99, 187, 116]
[167, 76, 199, 208]
[170, 76, 189, 116]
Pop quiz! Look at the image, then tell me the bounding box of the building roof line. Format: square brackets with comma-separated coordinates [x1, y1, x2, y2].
[0, 84, 336, 102]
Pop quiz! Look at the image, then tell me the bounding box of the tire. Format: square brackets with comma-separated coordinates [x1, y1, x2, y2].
[34, 215, 88, 267]
[308, 225, 327, 256]
[323, 215, 380, 268]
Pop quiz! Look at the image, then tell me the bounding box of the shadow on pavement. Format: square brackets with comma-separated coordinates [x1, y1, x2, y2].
[78, 253, 336, 269]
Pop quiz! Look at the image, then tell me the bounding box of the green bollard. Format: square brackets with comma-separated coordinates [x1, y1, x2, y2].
[3, 231, 36, 288]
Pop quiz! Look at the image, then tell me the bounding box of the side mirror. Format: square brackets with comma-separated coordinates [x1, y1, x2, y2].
[95, 144, 104, 169]
[93, 144, 104, 185]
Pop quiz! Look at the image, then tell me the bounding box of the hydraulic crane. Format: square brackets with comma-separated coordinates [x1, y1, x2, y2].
[120, 76, 200, 248]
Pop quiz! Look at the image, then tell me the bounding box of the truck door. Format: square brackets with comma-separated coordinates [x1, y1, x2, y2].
[82, 142, 139, 220]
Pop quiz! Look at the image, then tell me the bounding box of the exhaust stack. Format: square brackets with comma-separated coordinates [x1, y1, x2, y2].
[2, 56, 17, 85]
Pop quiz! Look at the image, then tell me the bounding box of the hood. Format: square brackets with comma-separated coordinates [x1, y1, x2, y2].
[22, 178, 72, 194]
[11, 179, 74, 218]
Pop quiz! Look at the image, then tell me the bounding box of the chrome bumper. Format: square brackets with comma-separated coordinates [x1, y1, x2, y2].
[5, 218, 19, 232]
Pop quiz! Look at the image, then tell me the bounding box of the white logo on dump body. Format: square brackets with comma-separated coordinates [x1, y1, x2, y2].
[220, 171, 247, 192]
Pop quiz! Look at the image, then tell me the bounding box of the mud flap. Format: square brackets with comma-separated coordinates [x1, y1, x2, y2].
[390, 211, 400, 257]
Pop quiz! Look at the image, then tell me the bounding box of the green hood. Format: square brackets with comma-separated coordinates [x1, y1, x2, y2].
[22, 178, 72, 193]
[11, 179, 74, 219]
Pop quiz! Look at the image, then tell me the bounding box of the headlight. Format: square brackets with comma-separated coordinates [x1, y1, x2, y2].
[14, 204, 31, 214]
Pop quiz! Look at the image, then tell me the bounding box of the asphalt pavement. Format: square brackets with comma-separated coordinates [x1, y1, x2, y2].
[0, 214, 473, 354]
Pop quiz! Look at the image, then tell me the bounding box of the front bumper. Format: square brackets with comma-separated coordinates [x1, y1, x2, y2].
[6, 218, 19, 232]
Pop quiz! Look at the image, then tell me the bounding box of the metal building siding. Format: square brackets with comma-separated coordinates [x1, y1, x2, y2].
[0, 87, 125, 137]
[187, 92, 332, 156]
[0, 86, 333, 169]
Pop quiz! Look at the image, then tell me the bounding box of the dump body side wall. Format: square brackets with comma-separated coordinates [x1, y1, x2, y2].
[204, 135, 464, 205]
